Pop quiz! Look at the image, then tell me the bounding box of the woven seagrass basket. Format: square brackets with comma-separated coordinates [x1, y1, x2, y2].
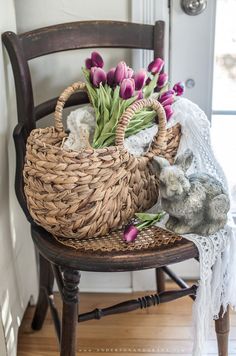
[23, 81, 181, 239]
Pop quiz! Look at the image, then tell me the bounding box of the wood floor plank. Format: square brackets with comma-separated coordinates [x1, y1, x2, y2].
[18, 284, 236, 355]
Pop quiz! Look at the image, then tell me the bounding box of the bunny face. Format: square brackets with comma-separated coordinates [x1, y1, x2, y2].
[159, 165, 191, 200]
[152, 149, 193, 201]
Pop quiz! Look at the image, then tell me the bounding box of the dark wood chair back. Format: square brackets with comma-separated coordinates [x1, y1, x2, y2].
[2, 20, 165, 219]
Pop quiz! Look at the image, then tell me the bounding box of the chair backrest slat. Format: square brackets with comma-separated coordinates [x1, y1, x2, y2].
[3, 20, 165, 130]
[19, 21, 155, 60]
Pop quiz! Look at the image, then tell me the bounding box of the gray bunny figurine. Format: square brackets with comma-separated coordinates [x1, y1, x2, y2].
[152, 149, 230, 236]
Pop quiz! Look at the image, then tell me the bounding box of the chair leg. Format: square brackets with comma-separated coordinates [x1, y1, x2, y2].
[31, 253, 54, 330]
[215, 306, 230, 356]
[60, 268, 81, 356]
[156, 268, 165, 293]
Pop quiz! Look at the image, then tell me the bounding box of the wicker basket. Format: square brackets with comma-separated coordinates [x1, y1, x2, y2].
[23, 81, 181, 239]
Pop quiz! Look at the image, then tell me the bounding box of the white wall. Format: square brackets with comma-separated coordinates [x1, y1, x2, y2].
[15, 0, 132, 105]
[0, 1, 37, 355]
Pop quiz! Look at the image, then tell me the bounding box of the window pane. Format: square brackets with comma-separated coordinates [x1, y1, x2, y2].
[212, 0, 236, 111]
[211, 115, 236, 212]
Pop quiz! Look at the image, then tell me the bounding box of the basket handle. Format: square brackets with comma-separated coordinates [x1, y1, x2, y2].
[54, 81, 87, 132]
[115, 98, 167, 155]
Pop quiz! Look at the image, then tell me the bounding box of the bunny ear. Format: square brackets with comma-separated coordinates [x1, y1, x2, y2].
[151, 156, 170, 175]
[175, 149, 193, 172]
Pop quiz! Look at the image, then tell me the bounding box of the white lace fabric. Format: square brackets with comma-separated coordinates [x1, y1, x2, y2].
[64, 98, 236, 356]
[157, 98, 236, 355]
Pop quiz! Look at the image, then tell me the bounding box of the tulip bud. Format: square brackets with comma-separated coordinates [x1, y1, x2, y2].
[173, 82, 185, 96]
[85, 58, 92, 69]
[107, 67, 116, 87]
[133, 69, 147, 91]
[145, 77, 151, 85]
[127, 67, 134, 78]
[91, 51, 104, 68]
[164, 105, 174, 121]
[114, 61, 128, 84]
[157, 73, 168, 88]
[136, 90, 143, 100]
[160, 96, 175, 107]
[119, 78, 135, 99]
[90, 67, 106, 87]
[148, 58, 164, 74]
[123, 225, 139, 242]
[159, 90, 175, 103]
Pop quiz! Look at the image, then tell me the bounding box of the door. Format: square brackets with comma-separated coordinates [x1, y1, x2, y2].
[132, 0, 226, 289]
[211, 0, 236, 218]
[169, 0, 236, 278]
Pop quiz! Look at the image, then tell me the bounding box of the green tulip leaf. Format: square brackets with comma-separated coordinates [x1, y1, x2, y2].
[135, 212, 164, 222]
[143, 73, 158, 98]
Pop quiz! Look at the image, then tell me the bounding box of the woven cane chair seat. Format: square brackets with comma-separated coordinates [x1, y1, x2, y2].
[54, 226, 182, 252]
[31, 224, 198, 272]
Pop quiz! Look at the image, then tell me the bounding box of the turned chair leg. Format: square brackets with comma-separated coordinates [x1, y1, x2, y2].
[32, 253, 54, 330]
[60, 268, 81, 356]
[156, 268, 165, 293]
[215, 306, 230, 356]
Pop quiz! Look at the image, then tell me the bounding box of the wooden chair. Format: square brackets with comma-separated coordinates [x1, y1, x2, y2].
[2, 20, 230, 356]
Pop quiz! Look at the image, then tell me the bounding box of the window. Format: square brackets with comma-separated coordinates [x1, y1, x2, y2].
[212, 0, 236, 213]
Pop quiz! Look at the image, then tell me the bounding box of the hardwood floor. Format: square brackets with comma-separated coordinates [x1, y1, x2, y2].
[18, 284, 236, 355]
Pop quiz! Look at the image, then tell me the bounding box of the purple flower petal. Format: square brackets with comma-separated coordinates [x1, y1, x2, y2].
[148, 58, 164, 74]
[107, 67, 116, 87]
[127, 67, 134, 78]
[159, 90, 175, 103]
[119, 78, 135, 99]
[157, 73, 168, 88]
[85, 58, 92, 69]
[114, 61, 128, 85]
[145, 77, 151, 85]
[133, 69, 147, 91]
[90, 67, 106, 87]
[160, 96, 175, 107]
[123, 225, 139, 242]
[164, 105, 174, 121]
[136, 90, 143, 100]
[173, 82, 185, 96]
[91, 51, 104, 68]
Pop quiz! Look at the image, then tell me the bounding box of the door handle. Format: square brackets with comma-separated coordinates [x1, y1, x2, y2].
[181, 0, 207, 16]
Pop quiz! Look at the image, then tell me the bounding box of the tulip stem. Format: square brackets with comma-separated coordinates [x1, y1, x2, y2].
[136, 212, 165, 230]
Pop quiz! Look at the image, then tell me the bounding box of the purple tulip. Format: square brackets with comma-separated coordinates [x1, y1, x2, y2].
[127, 67, 134, 78]
[136, 90, 143, 100]
[123, 224, 139, 242]
[148, 58, 164, 74]
[85, 58, 92, 69]
[90, 67, 106, 87]
[114, 61, 128, 84]
[157, 73, 168, 88]
[119, 78, 135, 99]
[91, 51, 104, 68]
[107, 67, 116, 87]
[159, 90, 175, 103]
[160, 96, 175, 107]
[145, 77, 151, 86]
[164, 105, 174, 121]
[173, 82, 185, 96]
[133, 69, 147, 91]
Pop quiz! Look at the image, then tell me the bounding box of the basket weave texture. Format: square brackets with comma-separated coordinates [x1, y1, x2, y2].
[23, 82, 181, 239]
[54, 225, 182, 252]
